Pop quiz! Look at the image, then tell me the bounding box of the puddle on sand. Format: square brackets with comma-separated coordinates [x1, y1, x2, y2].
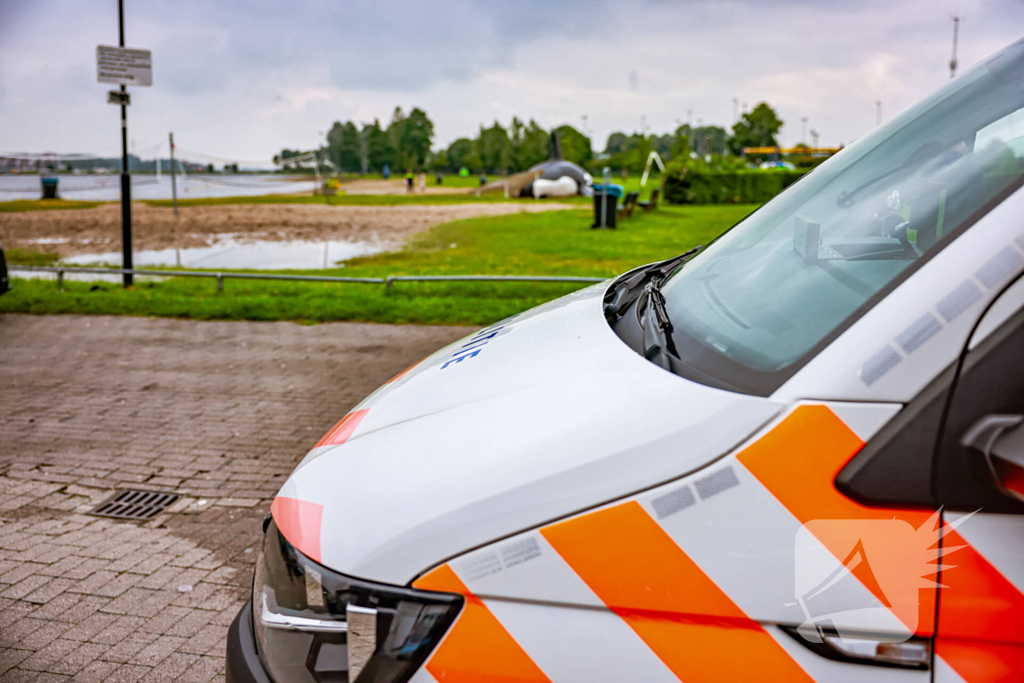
[62, 236, 392, 271]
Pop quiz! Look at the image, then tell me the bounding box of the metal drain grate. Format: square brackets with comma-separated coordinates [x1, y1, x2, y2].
[89, 489, 180, 521]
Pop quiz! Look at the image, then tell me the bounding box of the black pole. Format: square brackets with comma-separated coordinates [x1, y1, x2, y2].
[169, 131, 178, 216]
[118, 0, 133, 287]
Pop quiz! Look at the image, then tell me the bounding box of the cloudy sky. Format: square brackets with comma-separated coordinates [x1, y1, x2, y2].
[1, 0, 1022, 164]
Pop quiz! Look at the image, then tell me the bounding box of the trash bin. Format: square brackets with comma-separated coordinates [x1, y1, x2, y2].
[591, 183, 623, 229]
[41, 176, 59, 200]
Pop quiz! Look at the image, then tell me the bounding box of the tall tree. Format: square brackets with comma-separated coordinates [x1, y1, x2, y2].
[604, 132, 630, 155]
[555, 124, 592, 166]
[728, 102, 784, 155]
[671, 124, 691, 160]
[477, 121, 512, 174]
[429, 148, 448, 172]
[386, 107, 407, 168]
[444, 137, 474, 173]
[400, 107, 434, 170]
[651, 133, 675, 159]
[603, 132, 642, 171]
[635, 134, 652, 171]
[691, 126, 728, 156]
[363, 119, 394, 172]
[509, 117, 526, 171]
[506, 118, 549, 171]
[326, 120, 362, 172]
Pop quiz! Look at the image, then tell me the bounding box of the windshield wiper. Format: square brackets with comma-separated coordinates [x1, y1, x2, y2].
[604, 246, 702, 320]
[640, 275, 680, 364]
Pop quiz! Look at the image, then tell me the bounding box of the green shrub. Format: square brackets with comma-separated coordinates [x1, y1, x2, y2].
[664, 168, 806, 204]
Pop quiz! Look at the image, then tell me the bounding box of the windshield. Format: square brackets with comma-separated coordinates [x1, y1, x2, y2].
[660, 38, 1024, 395]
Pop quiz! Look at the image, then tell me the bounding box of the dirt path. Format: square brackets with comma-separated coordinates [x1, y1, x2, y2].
[0, 201, 575, 257]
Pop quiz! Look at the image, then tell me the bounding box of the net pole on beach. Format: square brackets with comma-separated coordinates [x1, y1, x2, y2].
[169, 132, 178, 216]
[117, 0, 133, 287]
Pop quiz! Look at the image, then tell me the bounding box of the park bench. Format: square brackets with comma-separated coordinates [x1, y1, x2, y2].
[617, 191, 640, 220]
[638, 187, 660, 212]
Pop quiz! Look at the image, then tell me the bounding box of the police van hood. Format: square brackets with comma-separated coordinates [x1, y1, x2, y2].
[275, 284, 785, 585]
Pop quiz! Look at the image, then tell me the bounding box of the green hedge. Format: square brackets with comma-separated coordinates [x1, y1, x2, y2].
[664, 169, 806, 204]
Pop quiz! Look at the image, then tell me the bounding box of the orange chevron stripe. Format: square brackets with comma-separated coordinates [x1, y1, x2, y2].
[269, 496, 323, 563]
[541, 501, 814, 682]
[938, 529, 1024, 645]
[314, 409, 369, 448]
[737, 404, 938, 635]
[386, 359, 421, 384]
[938, 639, 1024, 683]
[414, 564, 551, 683]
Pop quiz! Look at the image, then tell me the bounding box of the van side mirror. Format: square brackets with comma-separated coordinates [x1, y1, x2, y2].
[961, 414, 1024, 503]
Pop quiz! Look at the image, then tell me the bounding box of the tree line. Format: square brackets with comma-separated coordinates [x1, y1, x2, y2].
[277, 102, 785, 175]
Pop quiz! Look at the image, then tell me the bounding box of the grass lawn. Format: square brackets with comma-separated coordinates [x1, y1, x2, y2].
[1, 204, 756, 326]
[3, 249, 59, 266]
[0, 199, 104, 212]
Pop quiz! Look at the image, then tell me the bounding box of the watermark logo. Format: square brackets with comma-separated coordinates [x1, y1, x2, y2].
[791, 510, 973, 644]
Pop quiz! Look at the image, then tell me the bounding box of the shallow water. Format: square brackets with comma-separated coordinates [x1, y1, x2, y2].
[62, 236, 391, 271]
[0, 174, 317, 202]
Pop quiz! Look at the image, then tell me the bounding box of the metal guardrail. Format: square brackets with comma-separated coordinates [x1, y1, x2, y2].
[9, 265, 606, 293]
[384, 274, 605, 290]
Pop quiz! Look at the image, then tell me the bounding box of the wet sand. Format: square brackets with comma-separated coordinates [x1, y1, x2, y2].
[0, 201, 574, 258]
[339, 178, 468, 195]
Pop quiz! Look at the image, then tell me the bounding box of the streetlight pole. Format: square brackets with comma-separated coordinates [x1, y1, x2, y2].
[118, 0, 132, 287]
[801, 117, 808, 144]
[876, 100, 883, 127]
[732, 98, 739, 124]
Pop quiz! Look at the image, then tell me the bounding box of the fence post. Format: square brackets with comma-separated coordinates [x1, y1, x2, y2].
[385, 276, 394, 294]
[57, 269, 64, 289]
[216, 274, 224, 292]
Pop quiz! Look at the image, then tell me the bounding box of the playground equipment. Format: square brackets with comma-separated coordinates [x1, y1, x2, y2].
[523, 131, 593, 198]
[639, 150, 665, 190]
[471, 131, 594, 199]
[274, 150, 322, 190]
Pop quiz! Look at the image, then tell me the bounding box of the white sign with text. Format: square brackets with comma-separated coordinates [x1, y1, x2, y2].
[96, 45, 152, 86]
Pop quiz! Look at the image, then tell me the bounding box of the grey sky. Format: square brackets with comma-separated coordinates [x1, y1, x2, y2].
[1, 0, 1022, 164]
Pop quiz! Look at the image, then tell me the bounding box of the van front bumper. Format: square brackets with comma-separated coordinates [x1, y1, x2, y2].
[226, 600, 273, 683]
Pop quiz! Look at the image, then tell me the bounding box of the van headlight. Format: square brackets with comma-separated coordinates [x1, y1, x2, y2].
[253, 520, 463, 683]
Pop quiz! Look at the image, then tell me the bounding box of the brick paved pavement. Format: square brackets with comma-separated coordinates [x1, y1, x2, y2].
[0, 314, 469, 682]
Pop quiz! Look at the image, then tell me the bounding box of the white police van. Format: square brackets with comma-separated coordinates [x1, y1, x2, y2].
[229, 38, 1024, 683]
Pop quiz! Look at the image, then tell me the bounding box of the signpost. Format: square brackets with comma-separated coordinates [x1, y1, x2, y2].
[96, 1, 151, 287]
